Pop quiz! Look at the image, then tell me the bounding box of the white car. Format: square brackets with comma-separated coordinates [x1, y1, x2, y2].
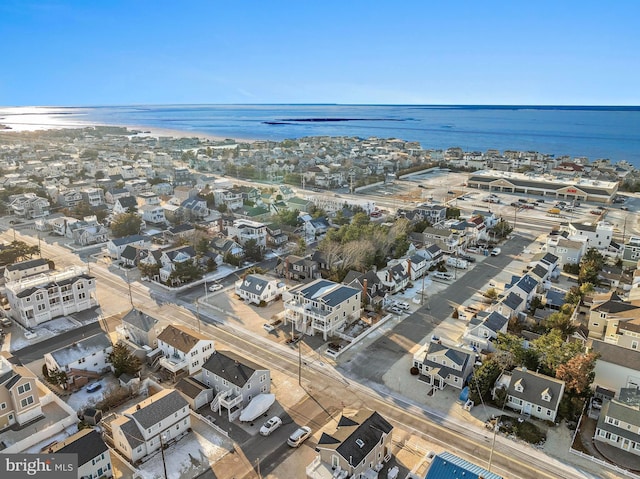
[208, 283, 224, 292]
[287, 426, 312, 447]
[260, 416, 283, 436]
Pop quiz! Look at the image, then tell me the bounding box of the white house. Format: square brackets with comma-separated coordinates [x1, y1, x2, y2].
[4, 258, 51, 282]
[5, 268, 97, 328]
[9, 193, 50, 219]
[589, 340, 640, 394]
[234, 274, 286, 305]
[227, 219, 267, 248]
[44, 333, 112, 388]
[283, 279, 362, 340]
[108, 389, 190, 464]
[0, 353, 44, 429]
[156, 325, 214, 377]
[567, 221, 614, 250]
[138, 204, 166, 224]
[462, 311, 509, 352]
[308, 409, 393, 479]
[113, 196, 138, 215]
[106, 234, 146, 260]
[50, 428, 113, 479]
[595, 391, 640, 458]
[494, 368, 565, 422]
[413, 340, 475, 390]
[200, 350, 271, 422]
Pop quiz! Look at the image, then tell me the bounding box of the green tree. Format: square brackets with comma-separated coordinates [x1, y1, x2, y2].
[295, 237, 307, 256]
[469, 359, 502, 405]
[579, 261, 600, 286]
[196, 237, 211, 256]
[445, 207, 461, 219]
[108, 343, 142, 378]
[0, 240, 40, 266]
[532, 329, 583, 376]
[493, 218, 513, 238]
[276, 209, 300, 227]
[138, 262, 160, 280]
[168, 260, 202, 285]
[243, 239, 264, 262]
[110, 212, 143, 238]
[545, 311, 578, 340]
[224, 251, 242, 267]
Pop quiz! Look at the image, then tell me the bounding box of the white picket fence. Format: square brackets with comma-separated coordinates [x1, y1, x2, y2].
[569, 447, 640, 479]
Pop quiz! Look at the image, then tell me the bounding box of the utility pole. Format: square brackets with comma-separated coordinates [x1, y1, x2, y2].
[298, 339, 302, 386]
[125, 270, 134, 308]
[195, 301, 201, 333]
[159, 433, 168, 479]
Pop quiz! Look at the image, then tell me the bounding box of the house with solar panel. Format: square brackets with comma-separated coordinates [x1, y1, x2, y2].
[425, 451, 503, 479]
[307, 409, 393, 479]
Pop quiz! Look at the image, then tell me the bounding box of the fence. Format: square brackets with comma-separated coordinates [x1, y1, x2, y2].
[191, 410, 229, 438]
[568, 447, 640, 479]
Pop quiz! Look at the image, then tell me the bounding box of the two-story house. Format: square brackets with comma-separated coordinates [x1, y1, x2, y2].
[567, 221, 613, 250]
[494, 367, 565, 422]
[0, 352, 43, 429]
[489, 292, 526, 320]
[266, 224, 289, 248]
[9, 193, 50, 219]
[227, 219, 268, 248]
[622, 236, 640, 266]
[6, 269, 97, 328]
[589, 339, 640, 394]
[284, 279, 362, 340]
[376, 262, 410, 294]
[546, 236, 586, 265]
[44, 333, 112, 388]
[413, 340, 475, 390]
[156, 325, 214, 377]
[462, 311, 509, 352]
[234, 274, 286, 305]
[113, 196, 138, 215]
[106, 234, 146, 260]
[139, 204, 167, 225]
[4, 258, 51, 282]
[595, 389, 640, 458]
[80, 187, 106, 207]
[344, 269, 387, 310]
[116, 308, 164, 348]
[200, 350, 271, 422]
[505, 274, 539, 305]
[587, 292, 640, 341]
[108, 389, 190, 464]
[276, 255, 321, 283]
[308, 409, 393, 479]
[49, 428, 113, 479]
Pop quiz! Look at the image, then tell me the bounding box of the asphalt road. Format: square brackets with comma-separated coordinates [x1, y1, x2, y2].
[339, 232, 535, 382]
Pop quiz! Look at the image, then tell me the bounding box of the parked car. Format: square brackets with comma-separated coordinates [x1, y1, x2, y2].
[260, 416, 283, 436]
[621, 206, 630, 211]
[86, 382, 102, 393]
[263, 323, 275, 332]
[490, 248, 501, 256]
[0, 317, 11, 328]
[208, 283, 224, 292]
[287, 426, 312, 447]
[434, 271, 454, 280]
[459, 255, 476, 263]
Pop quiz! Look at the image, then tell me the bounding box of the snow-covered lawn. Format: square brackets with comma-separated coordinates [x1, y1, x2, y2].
[25, 425, 78, 453]
[137, 430, 229, 479]
[65, 375, 120, 413]
[9, 316, 81, 352]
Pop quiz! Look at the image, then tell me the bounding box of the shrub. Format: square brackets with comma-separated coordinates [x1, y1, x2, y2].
[410, 367, 419, 376]
[514, 420, 546, 445]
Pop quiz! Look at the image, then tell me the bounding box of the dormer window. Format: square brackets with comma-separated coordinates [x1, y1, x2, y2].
[541, 388, 552, 402]
[514, 379, 524, 393]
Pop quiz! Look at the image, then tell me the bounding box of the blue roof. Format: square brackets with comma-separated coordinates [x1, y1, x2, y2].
[426, 452, 503, 479]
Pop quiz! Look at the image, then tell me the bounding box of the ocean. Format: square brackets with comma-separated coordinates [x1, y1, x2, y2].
[1, 104, 639, 165]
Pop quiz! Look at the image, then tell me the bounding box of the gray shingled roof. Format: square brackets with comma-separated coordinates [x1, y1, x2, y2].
[5, 258, 49, 272]
[122, 309, 159, 333]
[131, 390, 188, 429]
[237, 274, 272, 296]
[506, 368, 564, 412]
[50, 429, 108, 466]
[590, 339, 640, 370]
[596, 399, 640, 441]
[484, 311, 509, 332]
[175, 377, 211, 399]
[202, 350, 265, 388]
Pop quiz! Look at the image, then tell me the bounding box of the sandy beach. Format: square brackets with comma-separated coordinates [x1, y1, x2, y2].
[0, 106, 252, 143]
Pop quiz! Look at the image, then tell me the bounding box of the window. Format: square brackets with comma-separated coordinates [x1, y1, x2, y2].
[20, 396, 34, 407]
[0, 402, 6, 410]
[633, 341, 638, 350]
[606, 417, 620, 426]
[260, 374, 266, 382]
[17, 383, 31, 394]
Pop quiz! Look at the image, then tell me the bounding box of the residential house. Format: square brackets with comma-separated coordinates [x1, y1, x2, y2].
[489, 291, 526, 320]
[308, 409, 393, 479]
[567, 221, 613, 250]
[181, 196, 209, 219]
[4, 258, 51, 282]
[49, 428, 113, 479]
[164, 224, 196, 243]
[589, 340, 640, 393]
[44, 333, 112, 389]
[494, 367, 565, 422]
[407, 253, 429, 280]
[377, 262, 410, 294]
[284, 279, 362, 340]
[69, 217, 110, 246]
[587, 292, 640, 340]
[546, 236, 586, 265]
[56, 189, 83, 208]
[213, 189, 243, 211]
[344, 269, 387, 310]
[304, 217, 331, 240]
[462, 311, 509, 352]
[266, 224, 289, 248]
[421, 244, 444, 266]
[6, 269, 97, 328]
[113, 196, 138, 215]
[120, 245, 142, 268]
[276, 255, 321, 283]
[175, 377, 213, 410]
[107, 389, 190, 464]
[425, 452, 503, 479]
[235, 274, 285, 305]
[0, 352, 43, 429]
[158, 245, 197, 284]
[139, 204, 166, 225]
[414, 203, 447, 224]
[80, 187, 106, 207]
[105, 188, 130, 205]
[156, 325, 214, 377]
[413, 340, 475, 390]
[106, 234, 146, 260]
[622, 236, 640, 266]
[117, 308, 164, 348]
[422, 226, 464, 254]
[9, 193, 50, 219]
[505, 274, 539, 305]
[227, 219, 267, 248]
[594, 390, 640, 458]
[210, 238, 244, 260]
[200, 350, 271, 422]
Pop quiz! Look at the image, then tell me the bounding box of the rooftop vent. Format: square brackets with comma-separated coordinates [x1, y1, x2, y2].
[355, 438, 365, 448]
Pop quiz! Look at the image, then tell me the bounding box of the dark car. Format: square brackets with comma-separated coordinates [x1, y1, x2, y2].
[459, 255, 477, 263]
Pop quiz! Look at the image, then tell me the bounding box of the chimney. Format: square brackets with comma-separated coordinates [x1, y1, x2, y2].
[407, 259, 411, 276]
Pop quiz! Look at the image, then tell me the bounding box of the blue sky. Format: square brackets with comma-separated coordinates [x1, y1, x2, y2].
[1, 1, 639, 106]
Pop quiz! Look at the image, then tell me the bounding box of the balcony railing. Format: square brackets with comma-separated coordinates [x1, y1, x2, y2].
[158, 355, 188, 373]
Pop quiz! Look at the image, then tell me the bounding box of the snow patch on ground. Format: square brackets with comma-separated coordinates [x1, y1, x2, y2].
[25, 426, 78, 453]
[137, 431, 228, 479]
